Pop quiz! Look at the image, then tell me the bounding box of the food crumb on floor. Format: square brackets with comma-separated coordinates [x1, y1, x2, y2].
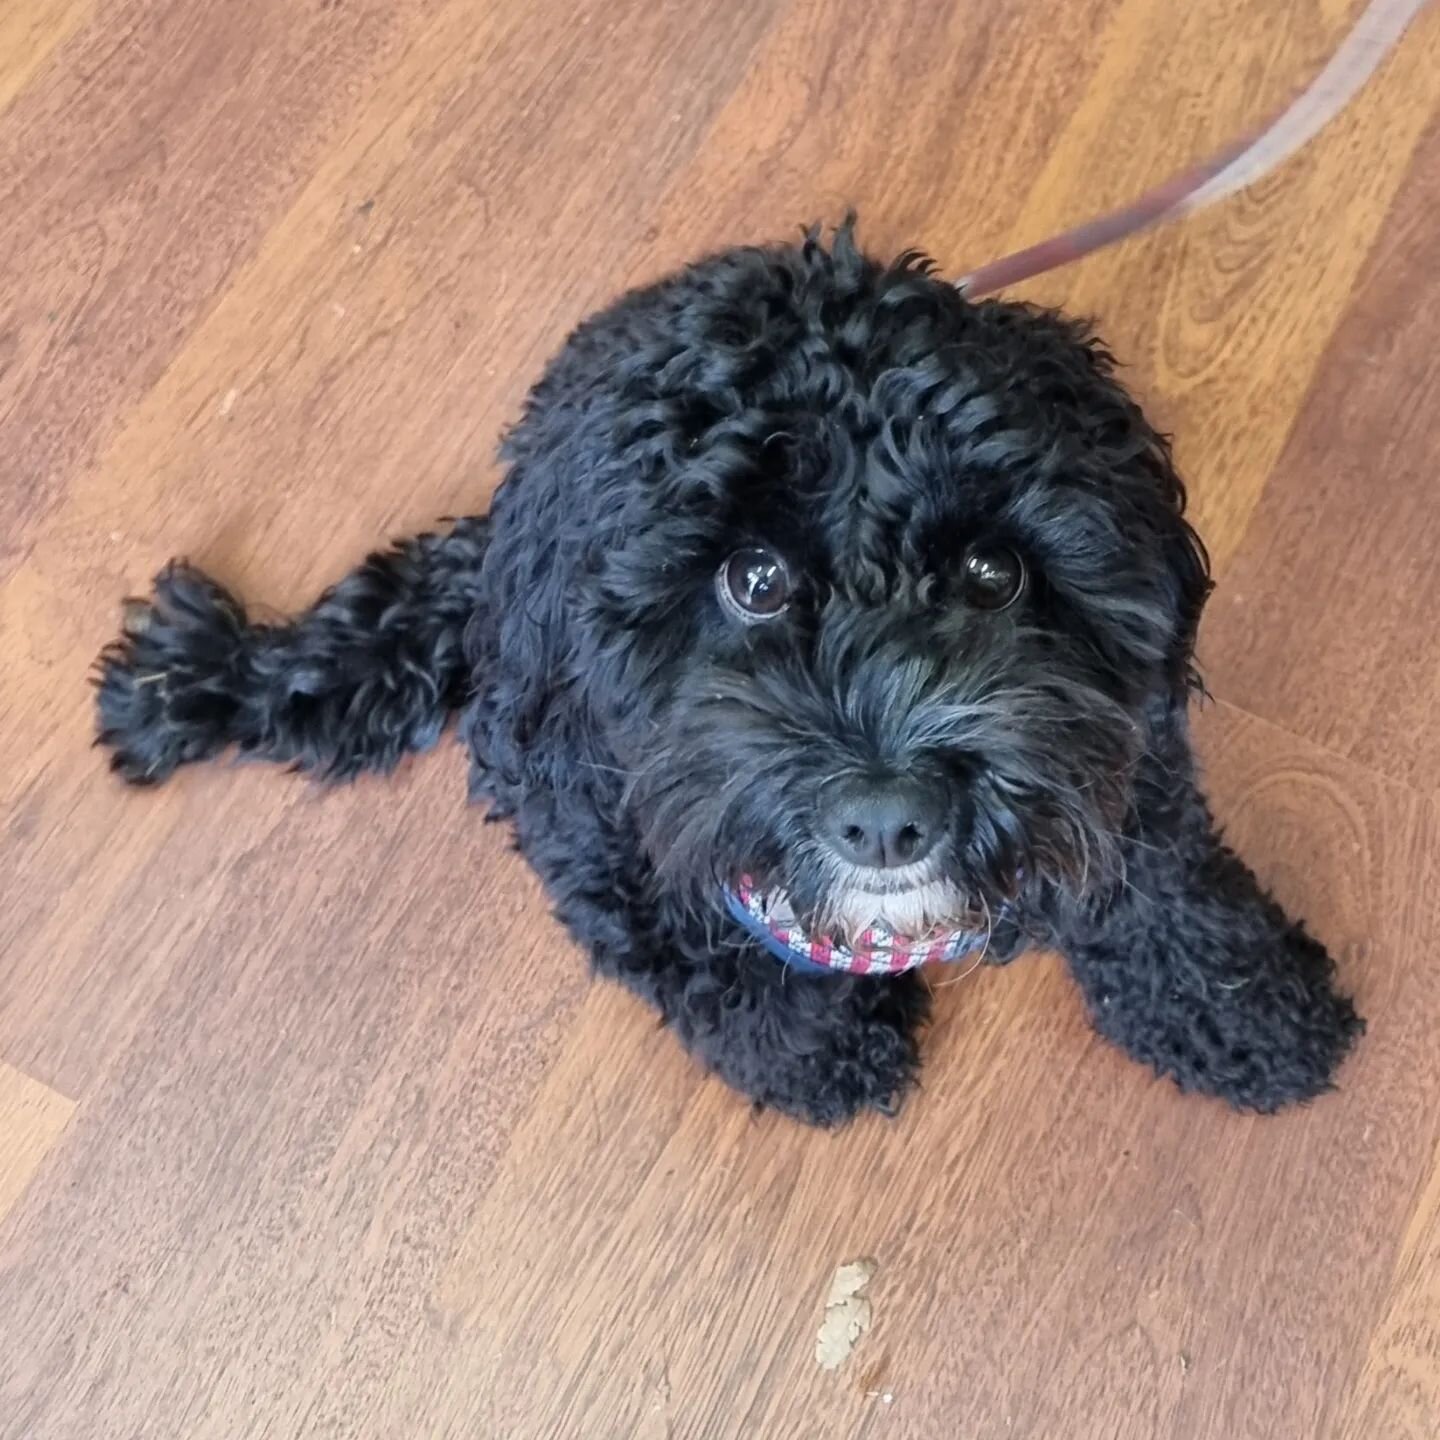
[815, 1257, 877, 1370]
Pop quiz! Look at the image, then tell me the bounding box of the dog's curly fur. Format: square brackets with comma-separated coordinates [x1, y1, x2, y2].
[95, 224, 1362, 1125]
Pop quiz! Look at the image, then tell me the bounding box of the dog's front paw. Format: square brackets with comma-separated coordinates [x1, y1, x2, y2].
[740, 978, 927, 1127]
[94, 563, 253, 785]
[784, 1010, 920, 1126]
[1079, 921, 1363, 1113]
[1187, 926, 1363, 1112]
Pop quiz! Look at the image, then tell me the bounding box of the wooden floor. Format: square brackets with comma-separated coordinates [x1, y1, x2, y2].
[2, 1, 1438, 1435]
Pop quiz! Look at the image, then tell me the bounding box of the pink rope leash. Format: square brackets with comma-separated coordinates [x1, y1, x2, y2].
[956, 0, 1433, 297]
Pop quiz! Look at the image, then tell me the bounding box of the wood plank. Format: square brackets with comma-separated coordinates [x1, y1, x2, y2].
[0, 1062, 75, 1227]
[1006, 0, 1440, 568]
[632, 0, 1128, 274]
[0, 769, 590, 1438]
[0, 0, 91, 114]
[0, 0, 443, 559]
[8, 703, 1436, 1436]
[1204, 120, 1440, 793]
[1338, 1151, 1440, 1439]
[1, 0, 788, 591]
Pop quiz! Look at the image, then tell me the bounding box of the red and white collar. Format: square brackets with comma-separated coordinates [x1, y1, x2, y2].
[724, 878, 993, 976]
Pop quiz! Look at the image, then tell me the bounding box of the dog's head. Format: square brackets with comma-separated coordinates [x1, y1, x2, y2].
[579, 226, 1209, 945]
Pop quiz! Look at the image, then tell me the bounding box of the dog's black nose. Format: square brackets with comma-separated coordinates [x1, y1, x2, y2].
[819, 776, 944, 870]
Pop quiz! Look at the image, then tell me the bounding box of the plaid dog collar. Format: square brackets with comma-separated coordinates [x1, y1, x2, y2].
[724, 879, 993, 977]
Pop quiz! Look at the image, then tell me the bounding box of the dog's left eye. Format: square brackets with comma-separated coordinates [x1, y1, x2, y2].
[718, 548, 791, 622]
[960, 545, 1026, 610]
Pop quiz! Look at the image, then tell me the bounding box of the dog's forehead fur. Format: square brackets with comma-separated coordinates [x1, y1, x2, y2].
[585, 227, 1202, 693]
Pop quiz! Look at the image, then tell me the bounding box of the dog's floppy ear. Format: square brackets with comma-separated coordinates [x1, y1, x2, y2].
[1015, 307, 1213, 702]
[1160, 485, 1213, 700]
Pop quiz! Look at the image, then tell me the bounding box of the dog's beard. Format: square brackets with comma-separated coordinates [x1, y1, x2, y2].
[770, 843, 976, 944]
[626, 643, 1142, 943]
[816, 858, 971, 940]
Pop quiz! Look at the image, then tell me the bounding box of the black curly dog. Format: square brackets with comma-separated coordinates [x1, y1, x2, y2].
[95, 225, 1362, 1125]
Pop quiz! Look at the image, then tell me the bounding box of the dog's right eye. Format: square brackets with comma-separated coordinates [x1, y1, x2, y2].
[960, 545, 1026, 611]
[718, 548, 791, 623]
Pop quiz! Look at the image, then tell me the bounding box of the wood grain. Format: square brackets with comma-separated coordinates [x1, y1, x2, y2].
[1339, 1151, 1440, 1440]
[1, 0, 1438, 1435]
[1006, 0, 1440, 567]
[0, 0, 90, 114]
[1204, 119, 1440, 792]
[0, 1062, 75, 1227]
[0, 0, 442, 556]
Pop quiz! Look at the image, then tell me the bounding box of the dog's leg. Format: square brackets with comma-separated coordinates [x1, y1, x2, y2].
[511, 796, 928, 1125]
[95, 518, 489, 784]
[652, 946, 931, 1127]
[1058, 750, 1363, 1111]
[620, 942, 930, 1127]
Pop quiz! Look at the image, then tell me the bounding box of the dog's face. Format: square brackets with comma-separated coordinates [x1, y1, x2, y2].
[584, 234, 1208, 944]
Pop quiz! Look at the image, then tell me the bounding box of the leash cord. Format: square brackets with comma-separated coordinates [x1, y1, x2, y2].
[955, 0, 1433, 297]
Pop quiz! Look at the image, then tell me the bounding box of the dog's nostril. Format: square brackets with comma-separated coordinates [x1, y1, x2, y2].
[819, 776, 946, 870]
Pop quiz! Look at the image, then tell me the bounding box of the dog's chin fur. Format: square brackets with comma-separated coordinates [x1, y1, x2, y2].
[809, 872, 975, 945]
[94, 220, 1365, 1128]
[753, 847, 979, 942]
